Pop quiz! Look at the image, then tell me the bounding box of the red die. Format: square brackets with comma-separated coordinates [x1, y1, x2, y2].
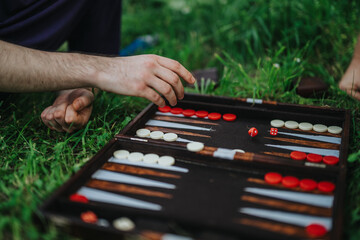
[248, 127, 258, 137]
[270, 128, 278, 136]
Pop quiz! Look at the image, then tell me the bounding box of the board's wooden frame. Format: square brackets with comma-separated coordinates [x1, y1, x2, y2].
[39, 93, 350, 240]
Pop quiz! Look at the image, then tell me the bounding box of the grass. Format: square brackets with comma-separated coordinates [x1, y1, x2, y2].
[1, 0, 360, 239]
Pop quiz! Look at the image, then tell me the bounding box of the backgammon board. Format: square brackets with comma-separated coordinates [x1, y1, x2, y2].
[40, 93, 350, 240]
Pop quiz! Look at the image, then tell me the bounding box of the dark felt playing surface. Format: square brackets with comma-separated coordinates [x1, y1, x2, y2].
[40, 94, 348, 240]
[40, 138, 340, 240]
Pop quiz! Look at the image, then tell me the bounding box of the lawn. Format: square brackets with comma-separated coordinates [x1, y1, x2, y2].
[1, 0, 360, 239]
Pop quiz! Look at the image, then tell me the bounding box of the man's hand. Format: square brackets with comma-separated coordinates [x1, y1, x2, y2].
[41, 88, 94, 133]
[96, 54, 196, 107]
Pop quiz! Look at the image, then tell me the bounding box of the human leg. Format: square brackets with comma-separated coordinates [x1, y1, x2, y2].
[339, 34, 360, 101]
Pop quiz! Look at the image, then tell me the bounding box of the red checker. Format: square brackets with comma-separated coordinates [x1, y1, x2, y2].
[317, 181, 335, 193]
[158, 105, 171, 113]
[306, 223, 327, 238]
[264, 172, 282, 184]
[182, 109, 196, 117]
[248, 127, 258, 137]
[80, 211, 98, 224]
[208, 112, 221, 120]
[223, 113, 237, 121]
[69, 193, 89, 203]
[306, 153, 323, 163]
[323, 155, 339, 165]
[195, 110, 208, 118]
[290, 151, 306, 161]
[281, 176, 300, 188]
[170, 107, 183, 115]
[270, 128, 278, 136]
[299, 179, 318, 191]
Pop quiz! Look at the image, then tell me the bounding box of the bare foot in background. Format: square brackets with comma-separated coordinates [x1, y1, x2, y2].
[339, 35, 360, 101]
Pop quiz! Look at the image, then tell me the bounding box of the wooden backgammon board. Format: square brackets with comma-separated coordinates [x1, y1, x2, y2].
[40, 93, 350, 240]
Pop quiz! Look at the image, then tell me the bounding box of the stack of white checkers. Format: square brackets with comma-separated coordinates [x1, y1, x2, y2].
[113, 149, 175, 166]
[270, 119, 343, 134]
[136, 128, 178, 142]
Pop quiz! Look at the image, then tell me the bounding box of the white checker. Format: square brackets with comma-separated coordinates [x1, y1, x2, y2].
[285, 120, 299, 129]
[113, 150, 130, 159]
[113, 217, 135, 231]
[327, 126, 342, 134]
[270, 119, 285, 128]
[163, 133, 178, 142]
[313, 124, 328, 133]
[128, 152, 144, 162]
[233, 149, 245, 153]
[143, 153, 159, 164]
[150, 131, 164, 139]
[136, 128, 150, 138]
[299, 122, 313, 131]
[187, 142, 205, 152]
[158, 156, 175, 166]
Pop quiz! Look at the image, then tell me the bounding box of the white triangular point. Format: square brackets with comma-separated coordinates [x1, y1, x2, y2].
[146, 120, 213, 131]
[265, 144, 339, 158]
[109, 157, 189, 173]
[78, 187, 162, 211]
[92, 170, 175, 189]
[277, 131, 341, 144]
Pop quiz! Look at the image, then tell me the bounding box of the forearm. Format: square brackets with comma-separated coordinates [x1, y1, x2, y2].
[0, 40, 102, 92]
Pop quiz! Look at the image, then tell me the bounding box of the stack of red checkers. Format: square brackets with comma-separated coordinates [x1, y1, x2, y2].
[182, 109, 196, 117]
[306, 223, 327, 238]
[264, 172, 335, 192]
[158, 105, 171, 113]
[170, 107, 183, 115]
[290, 151, 307, 161]
[291, 152, 340, 166]
[208, 112, 221, 120]
[222, 113, 237, 121]
[157, 107, 232, 122]
[195, 110, 208, 118]
[80, 211, 98, 223]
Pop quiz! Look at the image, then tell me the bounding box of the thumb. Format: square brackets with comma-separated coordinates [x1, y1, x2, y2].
[72, 91, 94, 112]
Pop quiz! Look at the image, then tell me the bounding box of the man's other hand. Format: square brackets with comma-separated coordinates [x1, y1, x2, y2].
[41, 88, 94, 133]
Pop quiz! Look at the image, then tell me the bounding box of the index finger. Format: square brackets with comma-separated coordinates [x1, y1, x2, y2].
[156, 56, 196, 85]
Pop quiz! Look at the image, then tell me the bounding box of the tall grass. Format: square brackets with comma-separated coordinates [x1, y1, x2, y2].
[1, 0, 360, 239]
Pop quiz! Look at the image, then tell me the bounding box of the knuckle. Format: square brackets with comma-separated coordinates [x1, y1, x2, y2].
[169, 74, 180, 85]
[46, 115, 53, 121]
[54, 110, 64, 119]
[173, 60, 181, 70]
[143, 59, 156, 69]
[152, 93, 161, 103]
[163, 85, 172, 95]
[135, 83, 147, 93]
[138, 71, 151, 81]
[185, 71, 192, 80]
